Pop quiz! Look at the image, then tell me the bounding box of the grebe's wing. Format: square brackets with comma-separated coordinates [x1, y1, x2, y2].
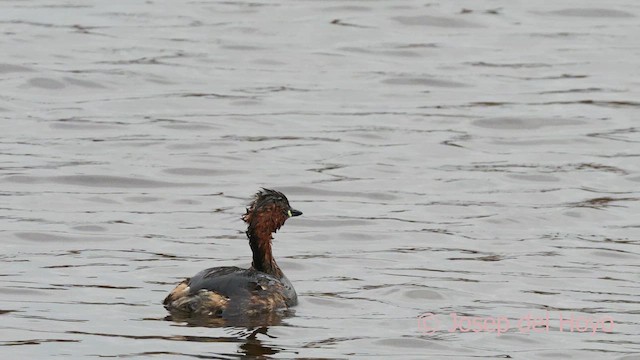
[164, 266, 296, 318]
[186, 266, 255, 297]
[188, 267, 296, 306]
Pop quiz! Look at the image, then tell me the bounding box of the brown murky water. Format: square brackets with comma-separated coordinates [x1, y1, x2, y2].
[2, 1, 639, 359]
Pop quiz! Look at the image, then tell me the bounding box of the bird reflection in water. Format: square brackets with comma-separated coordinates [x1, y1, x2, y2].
[164, 308, 295, 358]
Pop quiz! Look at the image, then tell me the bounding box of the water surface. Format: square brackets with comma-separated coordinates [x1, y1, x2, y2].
[1, 0, 639, 359]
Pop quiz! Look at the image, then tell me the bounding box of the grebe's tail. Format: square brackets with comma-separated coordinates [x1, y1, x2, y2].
[163, 279, 229, 317]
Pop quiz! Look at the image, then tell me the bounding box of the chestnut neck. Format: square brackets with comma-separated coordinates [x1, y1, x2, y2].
[247, 225, 283, 278]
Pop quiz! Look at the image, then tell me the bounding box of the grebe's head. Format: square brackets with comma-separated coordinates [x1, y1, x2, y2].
[242, 188, 302, 233]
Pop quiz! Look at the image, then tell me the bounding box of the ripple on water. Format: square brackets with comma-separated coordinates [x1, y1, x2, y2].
[393, 15, 482, 28]
[72, 225, 108, 232]
[404, 289, 445, 300]
[163, 167, 246, 176]
[473, 117, 585, 130]
[0, 63, 33, 73]
[546, 8, 635, 18]
[173, 199, 202, 205]
[508, 174, 561, 182]
[280, 186, 398, 201]
[125, 196, 162, 203]
[301, 219, 373, 228]
[14, 232, 118, 242]
[3, 175, 203, 188]
[27, 77, 66, 89]
[50, 119, 119, 130]
[62, 77, 107, 89]
[159, 123, 218, 131]
[615, 355, 640, 360]
[83, 196, 120, 204]
[0, 288, 47, 296]
[382, 77, 469, 88]
[375, 338, 449, 350]
[305, 296, 355, 308]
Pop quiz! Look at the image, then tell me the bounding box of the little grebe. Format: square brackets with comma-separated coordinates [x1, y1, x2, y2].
[163, 188, 302, 319]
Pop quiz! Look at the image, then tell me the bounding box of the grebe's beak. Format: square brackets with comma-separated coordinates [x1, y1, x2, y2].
[288, 209, 303, 217]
